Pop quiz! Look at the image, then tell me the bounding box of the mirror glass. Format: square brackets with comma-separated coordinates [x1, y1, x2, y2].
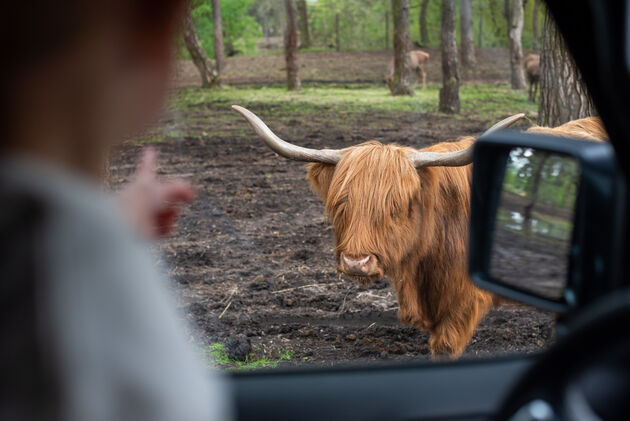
[490, 148, 580, 300]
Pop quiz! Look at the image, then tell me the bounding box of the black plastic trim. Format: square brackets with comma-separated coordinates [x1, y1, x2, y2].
[469, 130, 624, 314]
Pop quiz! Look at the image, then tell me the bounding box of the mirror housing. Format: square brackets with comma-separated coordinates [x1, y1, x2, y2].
[469, 131, 624, 313]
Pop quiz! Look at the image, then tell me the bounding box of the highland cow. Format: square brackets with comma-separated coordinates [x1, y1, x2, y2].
[232, 105, 607, 357]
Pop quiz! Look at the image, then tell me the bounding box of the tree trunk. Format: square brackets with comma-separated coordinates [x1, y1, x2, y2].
[477, 12, 483, 48]
[183, 4, 219, 88]
[385, 11, 390, 49]
[390, 0, 414, 95]
[508, 0, 527, 89]
[532, 0, 539, 51]
[419, 0, 430, 46]
[284, 0, 301, 90]
[523, 153, 548, 234]
[274, 3, 284, 37]
[335, 13, 340, 51]
[211, 0, 226, 75]
[439, 0, 460, 113]
[460, 0, 476, 68]
[504, 0, 511, 38]
[297, 0, 311, 49]
[538, 9, 595, 126]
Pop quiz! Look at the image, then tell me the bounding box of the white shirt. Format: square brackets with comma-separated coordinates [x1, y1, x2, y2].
[0, 157, 231, 421]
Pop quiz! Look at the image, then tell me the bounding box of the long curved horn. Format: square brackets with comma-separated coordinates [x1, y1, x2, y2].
[231, 105, 342, 164]
[409, 113, 526, 168]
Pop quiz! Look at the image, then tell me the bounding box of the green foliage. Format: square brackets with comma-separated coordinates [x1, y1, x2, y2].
[411, 0, 441, 47]
[503, 150, 580, 209]
[205, 343, 294, 370]
[308, 0, 390, 50]
[189, 0, 262, 58]
[185, 0, 545, 57]
[477, 0, 545, 50]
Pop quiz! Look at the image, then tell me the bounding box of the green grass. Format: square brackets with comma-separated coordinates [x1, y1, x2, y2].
[134, 135, 167, 144]
[133, 129, 184, 145]
[171, 82, 537, 123]
[205, 343, 295, 371]
[149, 82, 537, 147]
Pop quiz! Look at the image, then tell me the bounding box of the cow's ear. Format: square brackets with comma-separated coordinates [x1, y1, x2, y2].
[307, 163, 336, 201]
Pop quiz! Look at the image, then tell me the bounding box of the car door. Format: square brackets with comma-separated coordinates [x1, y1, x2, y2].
[227, 2, 630, 420]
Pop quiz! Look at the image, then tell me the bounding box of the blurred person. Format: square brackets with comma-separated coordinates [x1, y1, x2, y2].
[0, 1, 231, 420]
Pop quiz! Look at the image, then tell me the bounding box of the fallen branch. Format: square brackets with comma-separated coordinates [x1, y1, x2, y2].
[220, 287, 238, 304]
[337, 290, 351, 314]
[272, 282, 344, 294]
[218, 301, 232, 319]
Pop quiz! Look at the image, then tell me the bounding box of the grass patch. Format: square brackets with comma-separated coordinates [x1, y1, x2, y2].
[171, 82, 537, 123]
[206, 343, 295, 371]
[141, 83, 537, 146]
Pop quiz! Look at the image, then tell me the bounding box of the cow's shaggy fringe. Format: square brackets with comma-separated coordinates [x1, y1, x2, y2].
[307, 116, 607, 357]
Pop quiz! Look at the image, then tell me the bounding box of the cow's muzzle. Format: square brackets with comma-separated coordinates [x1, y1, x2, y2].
[339, 253, 382, 279]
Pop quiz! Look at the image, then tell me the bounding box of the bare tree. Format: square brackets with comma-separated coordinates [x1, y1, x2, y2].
[211, 0, 225, 75]
[385, 11, 390, 49]
[439, 0, 460, 112]
[297, 0, 311, 49]
[504, 0, 511, 38]
[477, 1, 484, 48]
[539, 9, 595, 126]
[284, 0, 301, 90]
[508, 0, 527, 89]
[419, 0, 430, 46]
[460, 0, 476, 68]
[390, 0, 414, 95]
[183, 4, 219, 88]
[523, 153, 549, 234]
[532, 0, 540, 51]
[335, 13, 341, 51]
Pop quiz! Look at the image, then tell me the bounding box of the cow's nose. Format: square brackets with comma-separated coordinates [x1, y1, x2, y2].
[341, 253, 377, 275]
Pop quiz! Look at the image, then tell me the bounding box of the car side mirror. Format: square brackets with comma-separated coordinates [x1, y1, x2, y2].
[469, 131, 624, 313]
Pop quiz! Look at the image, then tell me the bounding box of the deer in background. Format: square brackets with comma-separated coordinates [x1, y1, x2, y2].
[524, 54, 540, 102]
[385, 50, 430, 91]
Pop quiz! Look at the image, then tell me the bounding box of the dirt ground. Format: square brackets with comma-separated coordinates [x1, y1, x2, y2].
[109, 49, 554, 367]
[174, 47, 517, 87]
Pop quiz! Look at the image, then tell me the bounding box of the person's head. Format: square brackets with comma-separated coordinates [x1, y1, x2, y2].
[2, 1, 186, 176]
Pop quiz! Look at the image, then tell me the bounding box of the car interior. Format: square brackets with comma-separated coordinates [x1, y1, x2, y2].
[228, 1, 630, 420]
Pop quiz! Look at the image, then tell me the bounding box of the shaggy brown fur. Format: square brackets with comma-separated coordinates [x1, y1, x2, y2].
[528, 116, 607, 141]
[385, 50, 430, 91]
[524, 54, 540, 102]
[307, 117, 607, 357]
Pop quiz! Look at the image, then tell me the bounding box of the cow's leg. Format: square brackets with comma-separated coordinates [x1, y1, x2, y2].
[428, 289, 494, 358]
[528, 83, 533, 101]
[394, 278, 429, 331]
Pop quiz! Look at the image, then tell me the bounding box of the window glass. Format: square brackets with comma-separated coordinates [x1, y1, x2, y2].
[108, 0, 597, 369]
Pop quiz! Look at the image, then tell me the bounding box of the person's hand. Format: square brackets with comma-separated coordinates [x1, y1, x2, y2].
[118, 147, 195, 239]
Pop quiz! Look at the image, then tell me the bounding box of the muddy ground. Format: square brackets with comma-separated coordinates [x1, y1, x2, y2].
[109, 49, 554, 367]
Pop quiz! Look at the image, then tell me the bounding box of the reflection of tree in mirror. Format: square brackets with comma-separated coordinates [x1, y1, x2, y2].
[503, 148, 579, 211]
[491, 149, 580, 299]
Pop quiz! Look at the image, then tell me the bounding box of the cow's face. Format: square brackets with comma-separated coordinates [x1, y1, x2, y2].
[308, 142, 425, 284]
[231, 105, 525, 283]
